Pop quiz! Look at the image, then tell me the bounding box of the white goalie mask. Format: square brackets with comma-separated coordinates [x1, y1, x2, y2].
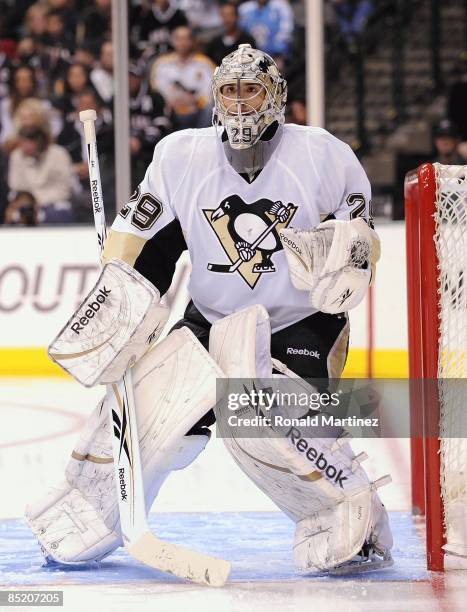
[212, 44, 287, 150]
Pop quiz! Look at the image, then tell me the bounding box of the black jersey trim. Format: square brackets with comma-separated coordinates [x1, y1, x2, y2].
[134, 218, 187, 296]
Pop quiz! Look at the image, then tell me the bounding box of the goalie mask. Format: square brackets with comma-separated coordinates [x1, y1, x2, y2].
[212, 44, 287, 150]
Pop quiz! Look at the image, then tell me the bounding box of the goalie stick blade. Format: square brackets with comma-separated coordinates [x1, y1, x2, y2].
[128, 531, 231, 587]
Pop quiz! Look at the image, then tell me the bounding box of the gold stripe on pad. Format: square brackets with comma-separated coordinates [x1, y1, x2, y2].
[71, 450, 113, 464]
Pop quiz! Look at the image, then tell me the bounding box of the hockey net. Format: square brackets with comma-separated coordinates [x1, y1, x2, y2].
[405, 163, 467, 570]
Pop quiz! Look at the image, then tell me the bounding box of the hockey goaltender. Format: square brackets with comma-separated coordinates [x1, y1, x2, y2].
[26, 44, 393, 577]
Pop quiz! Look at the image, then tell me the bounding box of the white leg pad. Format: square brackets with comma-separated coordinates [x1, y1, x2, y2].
[26, 435, 208, 564]
[293, 486, 393, 572]
[210, 305, 393, 571]
[26, 328, 219, 564]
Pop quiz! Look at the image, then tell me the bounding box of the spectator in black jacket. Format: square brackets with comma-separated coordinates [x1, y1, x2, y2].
[48, 0, 78, 40]
[53, 62, 98, 122]
[130, 0, 188, 60]
[129, 62, 173, 185]
[77, 0, 111, 51]
[205, 1, 256, 67]
[42, 9, 74, 90]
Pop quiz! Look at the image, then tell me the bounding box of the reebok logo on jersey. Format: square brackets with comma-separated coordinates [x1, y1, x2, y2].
[286, 426, 348, 488]
[70, 286, 111, 334]
[91, 179, 101, 213]
[119, 468, 128, 501]
[287, 347, 320, 359]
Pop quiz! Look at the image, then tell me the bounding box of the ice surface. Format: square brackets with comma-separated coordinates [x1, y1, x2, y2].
[2, 512, 467, 612]
[1, 512, 426, 586]
[1, 377, 467, 611]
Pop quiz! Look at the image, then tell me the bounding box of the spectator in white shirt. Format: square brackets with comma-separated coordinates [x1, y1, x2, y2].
[150, 26, 215, 128]
[8, 125, 74, 223]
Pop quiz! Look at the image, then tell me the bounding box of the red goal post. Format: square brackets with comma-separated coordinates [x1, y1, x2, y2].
[404, 163, 467, 571]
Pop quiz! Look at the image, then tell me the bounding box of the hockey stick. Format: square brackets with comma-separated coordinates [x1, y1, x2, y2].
[79, 110, 230, 587]
[207, 204, 292, 273]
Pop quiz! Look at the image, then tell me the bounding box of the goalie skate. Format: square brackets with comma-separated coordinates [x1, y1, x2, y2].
[328, 543, 394, 576]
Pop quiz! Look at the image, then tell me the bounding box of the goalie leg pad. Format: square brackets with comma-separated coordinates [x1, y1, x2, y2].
[210, 305, 392, 570]
[26, 327, 222, 564]
[26, 434, 208, 564]
[293, 479, 393, 572]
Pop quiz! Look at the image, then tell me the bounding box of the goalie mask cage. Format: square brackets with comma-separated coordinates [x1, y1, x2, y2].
[405, 163, 467, 571]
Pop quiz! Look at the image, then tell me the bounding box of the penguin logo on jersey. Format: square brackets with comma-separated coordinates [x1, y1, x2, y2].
[203, 195, 297, 288]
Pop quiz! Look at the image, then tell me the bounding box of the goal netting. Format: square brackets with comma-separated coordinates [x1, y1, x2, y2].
[435, 164, 467, 558]
[405, 162, 467, 570]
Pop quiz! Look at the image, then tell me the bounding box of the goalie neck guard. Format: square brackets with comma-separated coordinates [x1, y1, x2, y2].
[212, 44, 287, 150]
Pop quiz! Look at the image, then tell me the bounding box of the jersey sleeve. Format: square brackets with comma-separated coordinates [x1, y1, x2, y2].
[317, 135, 373, 227]
[103, 137, 187, 296]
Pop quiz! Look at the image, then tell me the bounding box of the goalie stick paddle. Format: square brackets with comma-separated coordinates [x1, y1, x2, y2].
[207, 204, 292, 273]
[79, 110, 230, 587]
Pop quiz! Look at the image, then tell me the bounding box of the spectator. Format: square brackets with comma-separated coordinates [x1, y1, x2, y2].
[42, 8, 74, 87]
[44, 8, 75, 54]
[73, 44, 97, 70]
[239, 0, 294, 61]
[150, 26, 215, 129]
[0, 0, 35, 42]
[53, 62, 98, 121]
[287, 98, 306, 125]
[432, 119, 464, 165]
[15, 36, 40, 68]
[15, 35, 53, 96]
[13, 98, 54, 141]
[8, 125, 74, 223]
[0, 65, 40, 149]
[205, 1, 256, 67]
[57, 88, 115, 220]
[90, 40, 113, 105]
[130, 0, 188, 59]
[331, 0, 373, 46]
[0, 45, 13, 99]
[77, 0, 111, 51]
[129, 62, 173, 185]
[4, 191, 39, 226]
[23, 3, 48, 45]
[47, 0, 78, 40]
[181, 0, 222, 43]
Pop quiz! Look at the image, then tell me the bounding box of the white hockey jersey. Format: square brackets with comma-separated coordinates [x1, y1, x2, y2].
[108, 124, 372, 332]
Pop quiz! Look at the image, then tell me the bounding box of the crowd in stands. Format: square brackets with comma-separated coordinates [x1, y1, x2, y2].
[0, 0, 306, 226]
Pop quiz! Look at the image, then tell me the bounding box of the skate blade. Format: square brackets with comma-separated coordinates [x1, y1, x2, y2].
[328, 553, 394, 576]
